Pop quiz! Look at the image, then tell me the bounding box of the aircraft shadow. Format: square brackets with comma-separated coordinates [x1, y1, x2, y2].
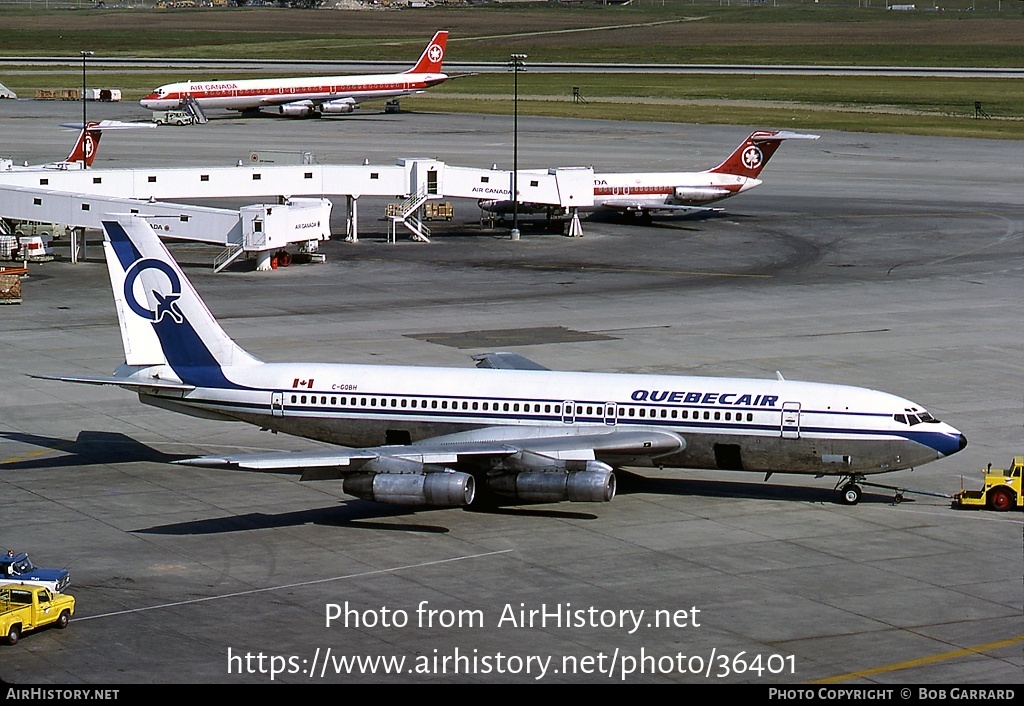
[615, 469, 911, 507]
[0, 430, 184, 470]
[135, 502, 452, 535]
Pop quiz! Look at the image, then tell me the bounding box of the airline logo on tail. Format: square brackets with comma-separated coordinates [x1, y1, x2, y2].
[709, 130, 820, 180]
[408, 30, 448, 74]
[741, 145, 763, 171]
[67, 123, 103, 167]
[124, 259, 183, 324]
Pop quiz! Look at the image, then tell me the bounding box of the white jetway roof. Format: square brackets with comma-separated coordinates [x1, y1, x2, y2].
[0, 158, 592, 209]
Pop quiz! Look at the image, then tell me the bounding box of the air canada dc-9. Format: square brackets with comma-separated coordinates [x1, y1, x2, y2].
[35, 217, 966, 509]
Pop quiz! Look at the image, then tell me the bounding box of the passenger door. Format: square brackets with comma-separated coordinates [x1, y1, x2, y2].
[780, 401, 801, 439]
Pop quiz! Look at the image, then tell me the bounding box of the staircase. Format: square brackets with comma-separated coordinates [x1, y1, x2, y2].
[182, 94, 209, 124]
[387, 188, 432, 243]
[213, 243, 244, 273]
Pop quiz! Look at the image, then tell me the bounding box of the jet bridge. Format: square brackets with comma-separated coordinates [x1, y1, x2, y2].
[0, 156, 595, 270]
[0, 183, 331, 271]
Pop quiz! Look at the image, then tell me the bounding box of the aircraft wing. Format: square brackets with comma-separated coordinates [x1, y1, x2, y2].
[177, 447, 382, 473]
[471, 352, 550, 371]
[173, 426, 684, 480]
[601, 200, 720, 214]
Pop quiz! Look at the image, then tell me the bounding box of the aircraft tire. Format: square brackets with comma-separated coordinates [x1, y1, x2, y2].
[840, 483, 862, 505]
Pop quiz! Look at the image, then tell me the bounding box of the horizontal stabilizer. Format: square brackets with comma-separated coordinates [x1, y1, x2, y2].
[59, 120, 156, 131]
[751, 131, 819, 142]
[30, 373, 194, 392]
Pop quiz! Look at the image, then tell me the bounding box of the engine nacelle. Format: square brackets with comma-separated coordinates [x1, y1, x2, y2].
[343, 471, 475, 507]
[278, 101, 315, 117]
[319, 100, 356, 115]
[486, 463, 616, 503]
[672, 186, 731, 204]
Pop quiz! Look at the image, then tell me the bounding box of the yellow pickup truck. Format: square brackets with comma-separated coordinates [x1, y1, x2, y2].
[0, 584, 75, 645]
[952, 456, 1023, 512]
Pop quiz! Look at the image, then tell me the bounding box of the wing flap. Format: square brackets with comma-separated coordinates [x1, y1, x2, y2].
[170, 426, 683, 478]
[176, 448, 380, 471]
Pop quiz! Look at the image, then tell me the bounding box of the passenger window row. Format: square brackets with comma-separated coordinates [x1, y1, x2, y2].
[287, 394, 757, 423]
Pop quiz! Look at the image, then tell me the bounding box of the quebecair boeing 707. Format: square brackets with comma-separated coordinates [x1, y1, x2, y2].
[35, 216, 967, 509]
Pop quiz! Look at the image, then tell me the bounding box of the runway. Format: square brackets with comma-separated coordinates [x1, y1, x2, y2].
[0, 98, 1021, 685]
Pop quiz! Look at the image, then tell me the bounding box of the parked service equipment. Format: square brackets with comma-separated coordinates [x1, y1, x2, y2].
[0, 552, 70, 593]
[423, 202, 453, 221]
[0, 270, 22, 304]
[1, 585, 75, 646]
[953, 456, 1023, 511]
[152, 110, 194, 126]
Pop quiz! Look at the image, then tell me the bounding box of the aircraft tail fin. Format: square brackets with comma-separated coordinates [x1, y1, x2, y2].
[65, 122, 103, 166]
[709, 130, 820, 179]
[101, 217, 261, 375]
[405, 30, 448, 74]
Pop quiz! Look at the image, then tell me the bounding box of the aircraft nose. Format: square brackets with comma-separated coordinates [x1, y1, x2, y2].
[941, 429, 968, 457]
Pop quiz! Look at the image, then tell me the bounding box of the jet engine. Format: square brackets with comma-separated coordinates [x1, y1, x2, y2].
[344, 470, 475, 507]
[486, 454, 616, 503]
[278, 101, 316, 117]
[672, 186, 731, 204]
[319, 99, 356, 115]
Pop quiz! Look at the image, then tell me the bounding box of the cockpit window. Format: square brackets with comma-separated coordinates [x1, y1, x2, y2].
[894, 411, 940, 425]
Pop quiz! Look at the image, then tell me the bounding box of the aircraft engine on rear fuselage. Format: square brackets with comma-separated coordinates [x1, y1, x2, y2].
[672, 186, 731, 204]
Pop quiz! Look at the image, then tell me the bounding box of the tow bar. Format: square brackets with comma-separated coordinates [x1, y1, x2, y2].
[860, 481, 954, 505]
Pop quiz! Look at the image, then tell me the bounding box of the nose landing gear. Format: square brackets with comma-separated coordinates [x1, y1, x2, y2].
[834, 473, 954, 506]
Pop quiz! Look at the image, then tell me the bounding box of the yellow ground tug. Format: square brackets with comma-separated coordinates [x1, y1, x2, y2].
[952, 456, 1023, 512]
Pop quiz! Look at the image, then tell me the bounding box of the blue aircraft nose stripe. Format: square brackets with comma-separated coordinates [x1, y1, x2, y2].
[904, 431, 965, 457]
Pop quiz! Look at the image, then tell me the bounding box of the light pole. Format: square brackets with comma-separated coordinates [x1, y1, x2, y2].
[80, 50, 93, 167]
[508, 53, 527, 240]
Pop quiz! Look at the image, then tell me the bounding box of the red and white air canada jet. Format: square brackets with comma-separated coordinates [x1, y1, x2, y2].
[139, 31, 450, 118]
[1, 120, 154, 172]
[479, 130, 819, 220]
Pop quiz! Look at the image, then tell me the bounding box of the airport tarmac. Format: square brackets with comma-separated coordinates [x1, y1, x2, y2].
[0, 99, 1022, 685]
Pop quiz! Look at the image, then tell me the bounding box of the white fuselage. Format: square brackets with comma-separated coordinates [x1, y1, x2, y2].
[479, 169, 761, 216]
[592, 170, 760, 208]
[139, 360, 965, 478]
[139, 72, 448, 112]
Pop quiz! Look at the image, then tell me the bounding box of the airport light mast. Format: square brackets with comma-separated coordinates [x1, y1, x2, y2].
[509, 53, 527, 240]
[80, 50, 93, 167]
